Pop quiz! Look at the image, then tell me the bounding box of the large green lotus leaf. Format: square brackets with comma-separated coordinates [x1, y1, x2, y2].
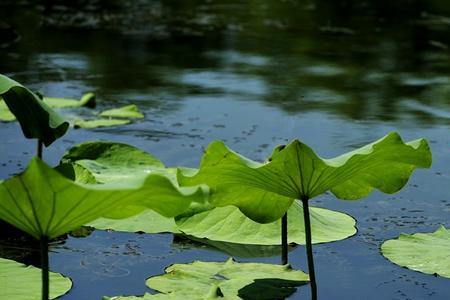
[43, 92, 96, 108]
[146, 258, 308, 300]
[0, 257, 72, 299]
[0, 157, 205, 239]
[176, 201, 356, 245]
[74, 118, 130, 129]
[90, 210, 180, 234]
[178, 132, 432, 223]
[381, 226, 450, 278]
[60, 141, 167, 183]
[99, 104, 144, 119]
[0, 74, 69, 146]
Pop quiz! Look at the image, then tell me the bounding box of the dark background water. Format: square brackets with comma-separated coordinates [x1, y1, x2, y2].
[1, 1, 450, 299]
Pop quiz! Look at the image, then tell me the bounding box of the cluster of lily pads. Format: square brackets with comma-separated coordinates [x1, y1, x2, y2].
[0, 73, 447, 300]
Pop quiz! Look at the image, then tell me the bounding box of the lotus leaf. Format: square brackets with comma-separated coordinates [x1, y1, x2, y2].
[60, 141, 167, 183]
[74, 118, 131, 129]
[381, 226, 450, 278]
[0, 74, 69, 146]
[90, 210, 180, 234]
[178, 132, 432, 223]
[146, 258, 308, 299]
[99, 104, 144, 119]
[176, 202, 356, 245]
[61, 141, 355, 245]
[0, 257, 72, 299]
[0, 157, 205, 239]
[43, 92, 96, 108]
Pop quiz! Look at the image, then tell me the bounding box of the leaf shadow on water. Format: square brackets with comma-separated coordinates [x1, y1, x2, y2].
[238, 278, 309, 300]
[172, 234, 296, 258]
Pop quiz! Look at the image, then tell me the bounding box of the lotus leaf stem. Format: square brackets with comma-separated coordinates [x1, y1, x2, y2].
[302, 197, 317, 300]
[281, 213, 288, 264]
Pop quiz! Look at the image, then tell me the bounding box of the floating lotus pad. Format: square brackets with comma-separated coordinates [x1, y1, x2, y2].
[381, 226, 450, 279]
[106, 259, 308, 299]
[74, 118, 131, 129]
[99, 104, 144, 119]
[43, 92, 96, 108]
[178, 132, 432, 223]
[0, 257, 72, 299]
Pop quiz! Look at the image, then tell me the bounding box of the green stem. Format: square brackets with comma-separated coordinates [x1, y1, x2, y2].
[40, 237, 49, 300]
[302, 197, 317, 300]
[37, 140, 43, 159]
[281, 213, 288, 265]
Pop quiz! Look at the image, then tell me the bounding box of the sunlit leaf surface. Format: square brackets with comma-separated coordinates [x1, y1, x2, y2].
[0, 157, 205, 239]
[106, 259, 308, 299]
[99, 104, 144, 119]
[43, 92, 96, 108]
[179, 132, 432, 223]
[74, 118, 130, 129]
[0, 257, 72, 299]
[381, 226, 450, 278]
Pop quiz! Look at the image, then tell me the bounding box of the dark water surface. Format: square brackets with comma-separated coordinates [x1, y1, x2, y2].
[1, 1, 450, 299]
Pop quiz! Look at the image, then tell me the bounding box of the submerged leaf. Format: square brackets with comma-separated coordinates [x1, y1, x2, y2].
[0, 157, 205, 239]
[381, 226, 450, 278]
[43, 92, 96, 108]
[0, 257, 72, 299]
[74, 118, 130, 129]
[179, 132, 432, 223]
[146, 259, 308, 299]
[99, 104, 144, 119]
[0, 74, 69, 146]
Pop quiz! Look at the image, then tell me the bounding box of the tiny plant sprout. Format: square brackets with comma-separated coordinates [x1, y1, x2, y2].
[178, 132, 432, 300]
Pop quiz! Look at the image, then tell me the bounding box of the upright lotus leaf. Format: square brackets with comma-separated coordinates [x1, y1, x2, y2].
[99, 104, 144, 119]
[176, 202, 356, 245]
[60, 141, 167, 183]
[0, 258, 72, 299]
[43, 92, 96, 108]
[381, 226, 450, 278]
[145, 259, 308, 299]
[0, 157, 206, 240]
[178, 132, 432, 223]
[0, 74, 69, 146]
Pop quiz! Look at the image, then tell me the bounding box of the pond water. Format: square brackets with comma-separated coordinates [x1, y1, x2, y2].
[1, 1, 450, 299]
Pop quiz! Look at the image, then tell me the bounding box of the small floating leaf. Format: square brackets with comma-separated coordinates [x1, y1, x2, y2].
[0, 257, 72, 299]
[74, 118, 130, 129]
[99, 104, 144, 119]
[381, 226, 450, 278]
[145, 259, 308, 299]
[43, 92, 96, 108]
[0, 74, 69, 146]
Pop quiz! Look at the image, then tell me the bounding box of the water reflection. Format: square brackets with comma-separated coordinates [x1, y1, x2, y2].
[0, 0, 449, 125]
